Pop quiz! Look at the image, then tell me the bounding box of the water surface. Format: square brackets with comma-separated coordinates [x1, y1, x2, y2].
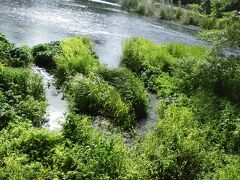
[0, 0, 206, 67]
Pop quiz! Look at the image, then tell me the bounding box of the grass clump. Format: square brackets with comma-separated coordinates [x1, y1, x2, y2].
[54, 36, 100, 85]
[67, 75, 133, 129]
[122, 38, 174, 76]
[166, 43, 208, 59]
[122, 38, 208, 93]
[97, 67, 149, 119]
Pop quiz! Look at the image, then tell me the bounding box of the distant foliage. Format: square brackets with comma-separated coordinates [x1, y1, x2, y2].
[201, 16, 240, 48]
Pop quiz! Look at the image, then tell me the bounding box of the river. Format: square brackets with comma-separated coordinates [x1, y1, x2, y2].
[0, 0, 206, 67]
[0, 0, 207, 130]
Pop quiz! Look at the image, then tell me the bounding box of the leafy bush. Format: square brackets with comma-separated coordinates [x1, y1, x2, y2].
[0, 122, 62, 179]
[58, 114, 133, 179]
[199, 16, 216, 29]
[0, 34, 33, 67]
[132, 104, 209, 179]
[201, 16, 240, 48]
[0, 66, 45, 101]
[0, 66, 46, 129]
[122, 38, 208, 94]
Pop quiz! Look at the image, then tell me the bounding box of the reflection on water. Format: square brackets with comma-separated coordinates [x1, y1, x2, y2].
[0, 0, 206, 67]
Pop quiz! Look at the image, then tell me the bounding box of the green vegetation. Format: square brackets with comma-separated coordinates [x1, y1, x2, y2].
[32, 36, 149, 129]
[97, 67, 149, 119]
[0, 34, 46, 130]
[32, 41, 60, 70]
[1, 33, 240, 178]
[122, 38, 208, 93]
[67, 75, 133, 129]
[0, 115, 132, 179]
[0, 34, 33, 67]
[122, 37, 240, 179]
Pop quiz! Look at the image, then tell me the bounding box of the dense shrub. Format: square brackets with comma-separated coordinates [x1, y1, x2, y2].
[0, 65, 46, 129]
[132, 104, 209, 179]
[202, 16, 240, 48]
[0, 122, 62, 179]
[0, 66, 45, 101]
[56, 114, 133, 179]
[0, 115, 133, 179]
[122, 38, 208, 93]
[0, 34, 33, 67]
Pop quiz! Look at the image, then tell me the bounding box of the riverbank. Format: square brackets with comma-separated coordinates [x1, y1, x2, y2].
[1, 32, 240, 179]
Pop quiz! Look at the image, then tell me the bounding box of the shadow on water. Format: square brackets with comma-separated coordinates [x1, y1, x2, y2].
[136, 94, 158, 135]
[124, 94, 158, 147]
